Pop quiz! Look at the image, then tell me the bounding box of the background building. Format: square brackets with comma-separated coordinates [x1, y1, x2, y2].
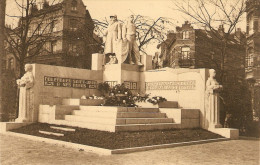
[245, 0, 260, 121]
[158, 21, 246, 79]
[4, 0, 102, 76]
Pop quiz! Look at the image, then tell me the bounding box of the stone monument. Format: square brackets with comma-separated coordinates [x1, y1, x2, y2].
[103, 15, 142, 65]
[16, 64, 34, 122]
[205, 69, 223, 129]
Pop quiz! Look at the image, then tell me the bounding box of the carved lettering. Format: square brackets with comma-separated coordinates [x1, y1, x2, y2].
[44, 76, 97, 89]
[145, 80, 196, 90]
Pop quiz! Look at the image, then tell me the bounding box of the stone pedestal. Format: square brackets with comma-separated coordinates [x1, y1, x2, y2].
[103, 63, 142, 92]
[141, 54, 153, 71]
[91, 53, 104, 70]
[15, 87, 27, 122]
[208, 92, 222, 129]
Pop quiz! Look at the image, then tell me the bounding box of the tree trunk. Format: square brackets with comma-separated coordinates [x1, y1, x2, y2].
[0, 0, 6, 121]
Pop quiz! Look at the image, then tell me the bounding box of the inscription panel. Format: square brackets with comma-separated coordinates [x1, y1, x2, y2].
[124, 81, 137, 90]
[44, 76, 97, 89]
[145, 80, 196, 90]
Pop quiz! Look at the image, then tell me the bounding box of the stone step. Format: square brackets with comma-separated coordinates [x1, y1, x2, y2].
[117, 112, 166, 118]
[62, 99, 105, 106]
[65, 115, 116, 124]
[65, 115, 173, 125]
[117, 107, 159, 113]
[78, 106, 159, 113]
[115, 123, 181, 132]
[116, 118, 173, 125]
[50, 120, 115, 132]
[50, 126, 76, 132]
[39, 130, 64, 136]
[72, 110, 117, 118]
[55, 105, 80, 120]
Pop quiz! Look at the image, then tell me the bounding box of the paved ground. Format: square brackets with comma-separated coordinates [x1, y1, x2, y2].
[0, 134, 259, 165]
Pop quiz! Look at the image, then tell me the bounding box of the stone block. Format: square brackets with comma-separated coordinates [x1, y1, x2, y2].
[181, 109, 200, 119]
[209, 128, 239, 139]
[62, 99, 80, 106]
[158, 101, 178, 108]
[92, 53, 104, 70]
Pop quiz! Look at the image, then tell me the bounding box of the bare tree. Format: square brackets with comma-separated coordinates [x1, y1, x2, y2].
[5, 0, 59, 77]
[93, 15, 175, 55]
[173, 0, 246, 82]
[173, 0, 253, 131]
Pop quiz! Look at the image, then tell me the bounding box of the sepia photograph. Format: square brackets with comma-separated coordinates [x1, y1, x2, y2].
[0, 0, 259, 164]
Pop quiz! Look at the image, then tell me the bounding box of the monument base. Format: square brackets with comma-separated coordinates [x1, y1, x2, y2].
[0, 122, 32, 133]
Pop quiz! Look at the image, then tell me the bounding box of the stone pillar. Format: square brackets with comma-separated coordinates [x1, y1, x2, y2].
[91, 53, 104, 70]
[141, 54, 153, 71]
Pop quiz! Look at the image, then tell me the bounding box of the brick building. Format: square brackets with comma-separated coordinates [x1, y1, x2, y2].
[158, 21, 246, 82]
[4, 0, 101, 75]
[245, 0, 260, 120]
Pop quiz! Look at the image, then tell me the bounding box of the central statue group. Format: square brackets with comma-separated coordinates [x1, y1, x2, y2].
[103, 15, 143, 65]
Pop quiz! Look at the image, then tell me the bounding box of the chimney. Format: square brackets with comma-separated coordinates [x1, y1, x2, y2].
[218, 25, 225, 36]
[29, 3, 38, 14]
[235, 28, 242, 42]
[43, 0, 50, 9]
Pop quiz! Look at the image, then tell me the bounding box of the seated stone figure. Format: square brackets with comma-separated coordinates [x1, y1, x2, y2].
[16, 64, 34, 122]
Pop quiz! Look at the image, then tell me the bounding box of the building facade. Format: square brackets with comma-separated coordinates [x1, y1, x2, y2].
[245, 0, 260, 121]
[4, 0, 101, 75]
[159, 21, 246, 82]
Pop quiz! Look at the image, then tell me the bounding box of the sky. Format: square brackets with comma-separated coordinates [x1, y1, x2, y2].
[5, 0, 247, 55]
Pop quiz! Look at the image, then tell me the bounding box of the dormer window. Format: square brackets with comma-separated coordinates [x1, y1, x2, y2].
[71, 0, 77, 11]
[182, 31, 189, 39]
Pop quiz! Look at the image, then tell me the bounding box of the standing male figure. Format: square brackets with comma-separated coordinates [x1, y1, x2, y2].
[122, 15, 142, 65]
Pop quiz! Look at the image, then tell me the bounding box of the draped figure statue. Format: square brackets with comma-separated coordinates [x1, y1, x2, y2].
[16, 64, 34, 122]
[205, 69, 223, 129]
[103, 14, 122, 64]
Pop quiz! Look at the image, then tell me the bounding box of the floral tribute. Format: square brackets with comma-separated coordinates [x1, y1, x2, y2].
[97, 83, 167, 107]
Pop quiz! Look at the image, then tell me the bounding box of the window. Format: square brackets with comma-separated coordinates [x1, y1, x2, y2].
[69, 19, 78, 31]
[51, 41, 57, 53]
[182, 31, 189, 39]
[28, 28, 32, 37]
[8, 58, 14, 70]
[246, 48, 254, 68]
[38, 24, 43, 34]
[50, 21, 57, 32]
[248, 16, 254, 35]
[69, 44, 78, 56]
[181, 47, 190, 59]
[71, 0, 77, 11]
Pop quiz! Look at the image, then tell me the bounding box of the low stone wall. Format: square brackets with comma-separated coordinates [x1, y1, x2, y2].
[141, 68, 208, 129]
[31, 64, 103, 122]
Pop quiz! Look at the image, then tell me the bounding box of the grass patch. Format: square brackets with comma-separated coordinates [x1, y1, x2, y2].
[11, 123, 223, 149]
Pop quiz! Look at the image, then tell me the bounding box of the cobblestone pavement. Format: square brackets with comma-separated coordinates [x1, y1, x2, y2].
[0, 134, 259, 165]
